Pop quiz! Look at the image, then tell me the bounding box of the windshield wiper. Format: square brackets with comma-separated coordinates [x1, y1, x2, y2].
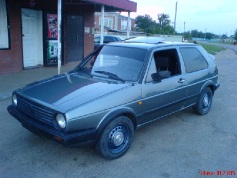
[94, 71, 125, 82]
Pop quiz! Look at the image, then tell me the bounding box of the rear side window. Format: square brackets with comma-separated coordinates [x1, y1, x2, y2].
[104, 36, 114, 43]
[179, 47, 208, 73]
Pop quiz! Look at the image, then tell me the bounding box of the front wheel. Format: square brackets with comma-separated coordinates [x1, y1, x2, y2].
[194, 87, 213, 115]
[96, 116, 134, 159]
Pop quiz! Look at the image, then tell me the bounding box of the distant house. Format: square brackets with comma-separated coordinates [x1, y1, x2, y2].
[94, 12, 136, 33]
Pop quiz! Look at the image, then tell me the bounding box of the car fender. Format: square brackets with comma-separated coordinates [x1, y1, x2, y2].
[95, 107, 137, 140]
[200, 80, 216, 94]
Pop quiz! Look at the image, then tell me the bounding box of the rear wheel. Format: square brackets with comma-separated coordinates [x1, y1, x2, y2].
[96, 116, 134, 159]
[194, 87, 213, 115]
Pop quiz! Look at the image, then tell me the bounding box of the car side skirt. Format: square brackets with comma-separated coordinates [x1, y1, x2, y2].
[136, 93, 199, 127]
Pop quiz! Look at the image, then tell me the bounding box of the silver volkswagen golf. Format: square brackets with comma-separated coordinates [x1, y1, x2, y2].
[8, 37, 220, 159]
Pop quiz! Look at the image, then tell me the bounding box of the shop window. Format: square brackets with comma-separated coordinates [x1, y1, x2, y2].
[0, 0, 10, 49]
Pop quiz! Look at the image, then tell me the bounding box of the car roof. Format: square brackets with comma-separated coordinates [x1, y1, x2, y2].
[95, 35, 122, 38]
[104, 37, 198, 50]
[126, 36, 165, 43]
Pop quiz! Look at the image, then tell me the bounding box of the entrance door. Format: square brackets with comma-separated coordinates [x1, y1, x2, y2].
[65, 15, 84, 62]
[22, 8, 43, 68]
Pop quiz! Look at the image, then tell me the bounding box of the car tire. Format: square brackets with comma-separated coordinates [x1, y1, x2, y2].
[194, 87, 213, 115]
[96, 116, 134, 159]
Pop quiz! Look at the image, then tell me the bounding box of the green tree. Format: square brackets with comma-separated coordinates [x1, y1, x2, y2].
[157, 13, 174, 34]
[135, 15, 156, 34]
[135, 13, 174, 35]
[191, 30, 218, 39]
[183, 31, 192, 40]
[234, 29, 237, 41]
[206, 32, 213, 39]
[221, 34, 228, 39]
[198, 31, 205, 38]
[191, 30, 199, 38]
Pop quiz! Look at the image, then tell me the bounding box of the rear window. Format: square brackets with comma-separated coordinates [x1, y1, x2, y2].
[179, 47, 208, 73]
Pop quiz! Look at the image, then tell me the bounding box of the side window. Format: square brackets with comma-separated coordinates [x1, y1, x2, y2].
[179, 47, 208, 73]
[146, 57, 157, 82]
[94, 36, 100, 43]
[146, 49, 181, 82]
[104, 36, 114, 43]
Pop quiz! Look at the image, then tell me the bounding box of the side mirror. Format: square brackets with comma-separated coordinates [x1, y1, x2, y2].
[151, 71, 171, 82]
[151, 73, 161, 82]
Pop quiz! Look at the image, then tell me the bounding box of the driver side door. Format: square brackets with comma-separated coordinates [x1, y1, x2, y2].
[139, 48, 188, 125]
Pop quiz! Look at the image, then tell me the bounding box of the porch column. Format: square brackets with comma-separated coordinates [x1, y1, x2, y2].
[57, 0, 62, 74]
[100, 5, 105, 45]
[127, 11, 130, 38]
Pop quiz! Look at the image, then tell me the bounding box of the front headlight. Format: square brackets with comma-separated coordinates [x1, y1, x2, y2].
[56, 114, 66, 129]
[12, 94, 17, 106]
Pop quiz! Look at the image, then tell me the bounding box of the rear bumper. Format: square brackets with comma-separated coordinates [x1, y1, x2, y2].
[7, 105, 97, 145]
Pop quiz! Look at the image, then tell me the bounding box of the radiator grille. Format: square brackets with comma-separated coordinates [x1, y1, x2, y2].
[17, 95, 55, 127]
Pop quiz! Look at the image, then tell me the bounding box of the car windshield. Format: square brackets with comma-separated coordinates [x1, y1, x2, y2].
[79, 46, 148, 82]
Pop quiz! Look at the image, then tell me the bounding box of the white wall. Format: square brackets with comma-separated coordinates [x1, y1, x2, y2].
[0, 0, 9, 48]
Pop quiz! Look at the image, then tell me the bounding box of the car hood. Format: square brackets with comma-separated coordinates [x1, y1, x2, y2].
[18, 72, 131, 111]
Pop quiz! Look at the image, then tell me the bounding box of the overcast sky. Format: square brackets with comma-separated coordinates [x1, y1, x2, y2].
[128, 0, 236, 36]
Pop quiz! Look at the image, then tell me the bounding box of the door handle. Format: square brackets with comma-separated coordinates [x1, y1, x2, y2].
[178, 78, 186, 83]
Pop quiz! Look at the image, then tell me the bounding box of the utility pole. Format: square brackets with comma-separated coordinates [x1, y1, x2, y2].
[100, 5, 105, 45]
[57, 0, 62, 75]
[183, 21, 185, 41]
[127, 11, 130, 39]
[184, 21, 185, 32]
[174, 1, 178, 35]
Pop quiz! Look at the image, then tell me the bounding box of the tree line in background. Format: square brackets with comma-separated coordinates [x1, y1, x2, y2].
[135, 14, 175, 35]
[235, 29, 237, 41]
[135, 14, 237, 41]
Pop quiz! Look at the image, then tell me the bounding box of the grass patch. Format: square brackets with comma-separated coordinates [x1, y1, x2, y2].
[199, 43, 225, 54]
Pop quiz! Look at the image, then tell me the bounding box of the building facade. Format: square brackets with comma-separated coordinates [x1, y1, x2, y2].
[94, 12, 136, 32]
[0, 0, 136, 74]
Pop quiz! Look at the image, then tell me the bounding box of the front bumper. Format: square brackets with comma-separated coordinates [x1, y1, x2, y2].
[8, 105, 97, 145]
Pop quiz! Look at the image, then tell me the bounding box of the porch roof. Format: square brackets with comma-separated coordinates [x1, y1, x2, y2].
[66, 0, 137, 12]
